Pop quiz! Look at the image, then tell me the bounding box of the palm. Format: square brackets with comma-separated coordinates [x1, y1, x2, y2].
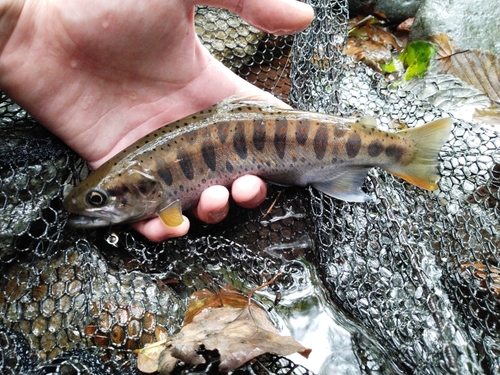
[2, 0, 255, 166]
[0, 0, 313, 241]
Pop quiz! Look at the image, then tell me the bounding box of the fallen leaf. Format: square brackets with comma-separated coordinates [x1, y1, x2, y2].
[183, 285, 248, 325]
[136, 339, 169, 374]
[164, 304, 311, 372]
[431, 34, 500, 103]
[397, 18, 414, 32]
[474, 104, 500, 127]
[398, 41, 437, 80]
[345, 15, 405, 73]
[136, 277, 311, 374]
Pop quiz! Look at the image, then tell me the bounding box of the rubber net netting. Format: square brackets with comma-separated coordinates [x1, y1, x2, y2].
[1, 1, 499, 374]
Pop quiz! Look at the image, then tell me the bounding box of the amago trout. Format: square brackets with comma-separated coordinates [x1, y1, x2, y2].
[64, 94, 453, 228]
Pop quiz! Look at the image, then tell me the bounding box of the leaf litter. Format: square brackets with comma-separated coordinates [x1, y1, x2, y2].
[431, 34, 500, 103]
[136, 274, 311, 374]
[430, 34, 500, 125]
[345, 12, 500, 126]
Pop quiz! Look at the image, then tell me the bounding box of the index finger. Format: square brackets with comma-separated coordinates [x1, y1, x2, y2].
[196, 0, 314, 35]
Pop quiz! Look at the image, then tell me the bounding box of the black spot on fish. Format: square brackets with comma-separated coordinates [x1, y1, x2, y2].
[226, 161, 233, 172]
[158, 167, 173, 186]
[385, 145, 404, 161]
[179, 185, 184, 192]
[137, 179, 156, 195]
[216, 121, 230, 143]
[202, 140, 216, 171]
[346, 133, 362, 158]
[233, 121, 247, 159]
[274, 119, 287, 159]
[177, 149, 194, 180]
[296, 120, 310, 145]
[253, 120, 266, 151]
[368, 140, 384, 157]
[334, 125, 348, 138]
[313, 125, 328, 160]
[107, 186, 127, 196]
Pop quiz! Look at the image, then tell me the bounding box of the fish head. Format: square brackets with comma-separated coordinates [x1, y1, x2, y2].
[64, 162, 163, 227]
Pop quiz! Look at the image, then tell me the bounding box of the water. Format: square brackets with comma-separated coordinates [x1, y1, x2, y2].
[255, 257, 361, 375]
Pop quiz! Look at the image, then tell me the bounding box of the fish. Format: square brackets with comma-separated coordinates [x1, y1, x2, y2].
[64, 94, 453, 228]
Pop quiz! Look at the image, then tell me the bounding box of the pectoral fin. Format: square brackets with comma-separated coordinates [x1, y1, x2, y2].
[157, 200, 184, 227]
[312, 169, 371, 202]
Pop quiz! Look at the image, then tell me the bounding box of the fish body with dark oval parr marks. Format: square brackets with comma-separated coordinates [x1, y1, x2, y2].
[64, 94, 453, 228]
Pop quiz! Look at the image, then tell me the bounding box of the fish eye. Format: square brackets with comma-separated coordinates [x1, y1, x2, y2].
[86, 189, 108, 207]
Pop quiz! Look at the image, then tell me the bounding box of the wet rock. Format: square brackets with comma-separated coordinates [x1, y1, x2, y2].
[410, 0, 500, 55]
[349, 0, 422, 24]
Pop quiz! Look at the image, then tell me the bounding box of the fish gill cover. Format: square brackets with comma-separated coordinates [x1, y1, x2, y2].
[0, 2, 499, 375]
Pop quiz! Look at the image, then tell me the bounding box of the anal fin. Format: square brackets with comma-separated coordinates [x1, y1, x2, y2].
[157, 200, 184, 227]
[312, 169, 371, 203]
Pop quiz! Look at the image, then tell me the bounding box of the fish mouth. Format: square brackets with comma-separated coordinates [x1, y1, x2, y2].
[67, 215, 113, 228]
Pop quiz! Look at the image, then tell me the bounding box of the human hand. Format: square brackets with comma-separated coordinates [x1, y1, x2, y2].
[0, 0, 313, 241]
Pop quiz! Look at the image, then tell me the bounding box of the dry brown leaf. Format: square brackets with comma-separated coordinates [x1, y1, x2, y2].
[345, 15, 405, 72]
[397, 18, 414, 32]
[162, 304, 311, 373]
[431, 34, 500, 103]
[136, 279, 311, 374]
[136, 339, 169, 374]
[474, 104, 500, 127]
[183, 285, 248, 325]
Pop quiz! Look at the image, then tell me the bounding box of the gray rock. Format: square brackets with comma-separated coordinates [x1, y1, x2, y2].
[410, 0, 500, 55]
[349, 0, 422, 24]
[375, 0, 422, 24]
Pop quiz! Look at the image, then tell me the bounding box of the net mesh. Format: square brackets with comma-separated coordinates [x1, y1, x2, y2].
[1, 0, 499, 374]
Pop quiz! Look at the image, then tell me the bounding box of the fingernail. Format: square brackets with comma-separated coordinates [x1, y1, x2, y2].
[242, 183, 267, 208]
[208, 206, 229, 223]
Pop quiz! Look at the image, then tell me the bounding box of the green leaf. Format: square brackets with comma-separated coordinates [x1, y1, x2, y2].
[398, 41, 437, 81]
[381, 58, 404, 74]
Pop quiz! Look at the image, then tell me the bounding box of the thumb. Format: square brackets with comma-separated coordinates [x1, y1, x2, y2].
[196, 0, 314, 35]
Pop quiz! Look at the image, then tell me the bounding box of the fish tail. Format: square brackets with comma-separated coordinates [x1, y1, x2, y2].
[385, 118, 453, 190]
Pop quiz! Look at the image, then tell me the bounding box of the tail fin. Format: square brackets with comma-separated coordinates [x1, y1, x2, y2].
[385, 118, 453, 190]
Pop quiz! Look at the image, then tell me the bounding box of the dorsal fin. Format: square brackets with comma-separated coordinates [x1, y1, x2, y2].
[359, 115, 377, 127]
[218, 92, 291, 112]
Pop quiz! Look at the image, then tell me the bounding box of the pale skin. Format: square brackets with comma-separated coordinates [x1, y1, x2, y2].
[0, 0, 314, 242]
